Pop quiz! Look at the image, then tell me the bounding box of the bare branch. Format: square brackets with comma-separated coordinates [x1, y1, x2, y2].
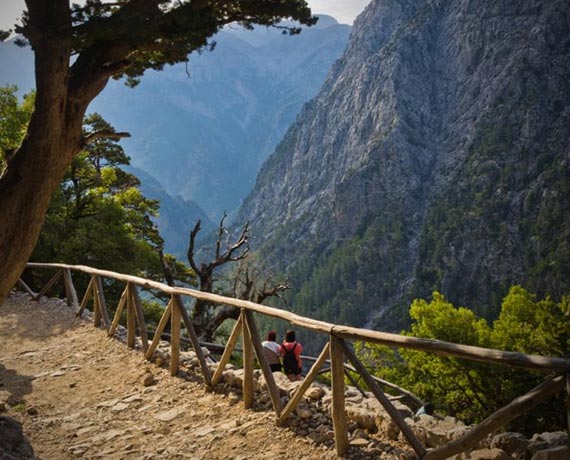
[215, 212, 228, 260]
[187, 220, 202, 275]
[217, 220, 250, 264]
[256, 280, 289, 304]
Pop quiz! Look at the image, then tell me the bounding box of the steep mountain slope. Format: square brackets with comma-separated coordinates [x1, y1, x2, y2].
[125, 167, 213, 258]
[238, 0, 570, 330]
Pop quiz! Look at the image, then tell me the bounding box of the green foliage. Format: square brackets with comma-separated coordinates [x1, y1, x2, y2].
[0, 86, 33, 172]
[358, 287, 570, 432]
[141, 300, 168, 330]
[37, 0, 316, 86]
[32, 113, 164, 276]
[267, 211, 412, 354]
[492, 286, 570, 357]
[0, 99, 198, 298]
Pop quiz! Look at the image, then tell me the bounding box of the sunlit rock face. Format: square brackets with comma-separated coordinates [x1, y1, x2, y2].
[238, 0, 570, 330]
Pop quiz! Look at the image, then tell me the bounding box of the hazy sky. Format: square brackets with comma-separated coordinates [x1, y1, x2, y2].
[0, 1, 371, 31]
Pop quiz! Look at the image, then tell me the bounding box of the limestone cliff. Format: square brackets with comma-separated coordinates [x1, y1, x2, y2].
[237, 0, 570, 330]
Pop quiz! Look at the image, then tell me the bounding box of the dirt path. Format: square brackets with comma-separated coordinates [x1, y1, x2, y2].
[0, 293, 343, 460]
[1, 293, 406, 460]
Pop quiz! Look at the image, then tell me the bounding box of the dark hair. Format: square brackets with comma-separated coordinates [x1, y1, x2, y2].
[284, 330, 296, 342]
[424, 403, 434, 415]
[266, 330, 277, 341]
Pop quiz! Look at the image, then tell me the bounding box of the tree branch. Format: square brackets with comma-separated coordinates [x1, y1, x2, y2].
[159, 249, 175, 287]
[82, 130, 130, 146]
[187, 220, 202, 275]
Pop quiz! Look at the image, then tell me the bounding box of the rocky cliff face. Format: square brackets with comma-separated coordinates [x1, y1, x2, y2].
[238, 0, 570, 330]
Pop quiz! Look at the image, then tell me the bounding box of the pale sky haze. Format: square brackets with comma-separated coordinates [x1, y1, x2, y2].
[0, 0, 371, 31]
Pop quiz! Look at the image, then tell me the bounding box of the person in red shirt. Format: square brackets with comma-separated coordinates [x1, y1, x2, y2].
[280, 330, 303, 381]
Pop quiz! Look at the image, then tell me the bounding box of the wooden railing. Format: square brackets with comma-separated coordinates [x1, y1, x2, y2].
[15, 263, 570, 460]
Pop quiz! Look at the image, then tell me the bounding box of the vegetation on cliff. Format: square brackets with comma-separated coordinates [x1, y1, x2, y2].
[357, 286, 570, 432]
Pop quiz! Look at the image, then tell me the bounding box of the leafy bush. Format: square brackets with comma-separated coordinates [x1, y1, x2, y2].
[357, 287, 570, 432]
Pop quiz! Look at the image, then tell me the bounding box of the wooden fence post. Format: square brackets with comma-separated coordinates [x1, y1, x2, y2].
[243, 310, 282, 416]
[33, 270, 62, 301]
[93, 275, 110, 330]
[174, 295, 211, 386]
[17, 278, 36, 297]
[170, 294, 181, 376]
[566, 373, 570, 437]
[92, 279, 101, 327]
[341, 339, 426, 458]
[63, 269, 79, 308]
[109, 286, 128, 337]
[126, 286, 136, 348]
[330, 336, 348, 456]
[242, 310, 255, 410]
[77, 276, 94, 317]
[128, 283, 149, 354]
[212, 316, 243, 386]
[145, 299, 172, 360]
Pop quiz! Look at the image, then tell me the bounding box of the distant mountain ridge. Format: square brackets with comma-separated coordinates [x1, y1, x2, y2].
[88, 15, 351, 220]
[0, 15, 351, 255]
[125, 166, 213, 258]
[238, 0, 570, 330]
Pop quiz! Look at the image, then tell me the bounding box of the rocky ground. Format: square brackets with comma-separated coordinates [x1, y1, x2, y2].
[0, 292, 410, 460]
[2, 293, 568, 460]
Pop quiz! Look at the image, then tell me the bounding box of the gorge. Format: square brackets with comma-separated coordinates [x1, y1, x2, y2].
[237, 0, 570, 331]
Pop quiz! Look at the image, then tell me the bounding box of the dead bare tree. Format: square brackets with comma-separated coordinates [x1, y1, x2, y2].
[202, 259, 289, 340]
[187, 213, 250, 336]
[187, 214, 288, 341]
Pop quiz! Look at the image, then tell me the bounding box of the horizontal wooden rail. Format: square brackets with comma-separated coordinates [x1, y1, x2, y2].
[25, 263, 570, 373]
[19, 263, 570, 460]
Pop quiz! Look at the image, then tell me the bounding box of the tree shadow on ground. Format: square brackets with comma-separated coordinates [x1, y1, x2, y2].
[0, 363, 33, 406]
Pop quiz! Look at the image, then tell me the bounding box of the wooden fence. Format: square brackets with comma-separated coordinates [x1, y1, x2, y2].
[15, 262, 570, 460]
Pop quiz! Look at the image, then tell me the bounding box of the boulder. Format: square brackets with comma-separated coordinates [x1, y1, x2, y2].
[469, 448, 510, 460]
[221, 369, 243, 388]
[345, 406, 377, 432]
[528, 432, 569, 454]
[296, 403, 313, 420]
[491, 432, 529, 460]
[421, 416, 468, 448]
[530, 446, 570, 460]
[305, 385, 326, 401]
[258, 371, 297, 396]
[379, 416, 400, 441]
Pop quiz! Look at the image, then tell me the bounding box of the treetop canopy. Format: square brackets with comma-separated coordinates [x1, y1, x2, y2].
[5, 0, 316, 86]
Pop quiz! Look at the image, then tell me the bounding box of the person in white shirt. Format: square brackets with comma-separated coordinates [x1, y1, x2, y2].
[262, 330, 282, 372]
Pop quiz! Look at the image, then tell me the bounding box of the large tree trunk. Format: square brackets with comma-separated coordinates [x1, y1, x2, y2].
[0, 0, 86, 304]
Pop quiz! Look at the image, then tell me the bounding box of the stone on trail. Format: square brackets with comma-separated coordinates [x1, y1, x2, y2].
[531, 446, 570, 460]
[155, 407, 185, 422]
[469, 448, 510, 460]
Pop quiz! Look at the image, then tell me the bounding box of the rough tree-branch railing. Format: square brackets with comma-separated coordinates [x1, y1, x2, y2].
[16, 263, 570, 460]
